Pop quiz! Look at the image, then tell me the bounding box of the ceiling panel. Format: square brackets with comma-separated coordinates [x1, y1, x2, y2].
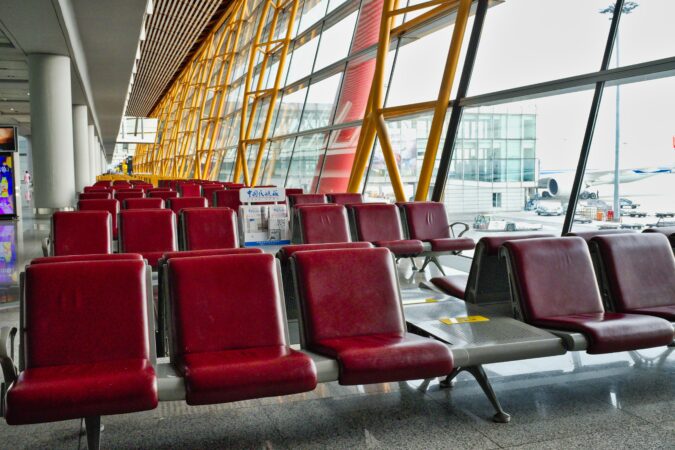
[125, 0, 225, 117]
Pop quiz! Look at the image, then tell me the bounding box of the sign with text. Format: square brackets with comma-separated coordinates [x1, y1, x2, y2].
[239, 187, 285, 203]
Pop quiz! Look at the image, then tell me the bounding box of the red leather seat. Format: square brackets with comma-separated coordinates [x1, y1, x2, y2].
[31, 253, 143, 265]
[148, 190, 178, 200]
[276, 242, 374, 321]
[123, 197, 165, 209]
[115, 191, 144, 202]
[327, 193, 363, 205]
[213, 189, 241, 210]
[79, 192, 111, 200]
[285, 188, 303, 197]
[297, 204, 351, 244]
[292, 247, 453, 385]
[431, 234, 552, 302]
[5, 260, 158, 424]
[77, 199, 120, 239]
[179, 207, 239, 250]
[349, 203, 423, 257]
[502, 237, 673, 354]
[168, 254, 317, 405]
[84, 186, 112, 193]
[179, 183, 201, 197]
[591, 233, 675, 321]
[162, 248, 263, 261]
[113, 181, 132, 188]
[565, 229, 635, 242]
[288, 193, 326, 208]
[201, 185, 224, 206]
[431, 274, 468, 299]
[51, 211, 112, 256]
[398, 202, 475, 253]
[93, 180, 112, 187]
[166, 197, 207, 215]
[119, 209, 177, 268]
[643, 226, 675, 250]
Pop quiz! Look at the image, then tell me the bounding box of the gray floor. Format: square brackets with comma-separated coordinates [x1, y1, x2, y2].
[0, 198, 673, 449]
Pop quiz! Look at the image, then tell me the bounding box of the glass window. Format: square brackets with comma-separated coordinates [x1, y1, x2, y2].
[469, 0, 611, 95]
[285, 36, 320, 84]
[612, 0, 675, 67]
[313, 11, 358, 71]
[274, 87, 308, 136]
[385, 19, 472, 107]
[262, 139, 295, 185]
[572, 76, 675, 230]
[442, 89, 595, 240]
[297, 0, 329, 35]
[286, 132, 329, 191]
[300, 73, 342, 131]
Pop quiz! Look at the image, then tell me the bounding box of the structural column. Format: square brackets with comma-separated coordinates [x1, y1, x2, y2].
[27, 54, 76, 208]
[72, 105, 90, 191]
[88, 125, 97, 181]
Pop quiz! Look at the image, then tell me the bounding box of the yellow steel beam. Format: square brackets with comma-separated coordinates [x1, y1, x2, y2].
[415, 0, 471, 200]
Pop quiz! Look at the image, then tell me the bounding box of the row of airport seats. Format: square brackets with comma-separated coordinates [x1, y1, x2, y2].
[428, 231, 674, 354]
[1, 248, 457, 449]
[293, 201, 475, 274]
[44, 208, 239, 267]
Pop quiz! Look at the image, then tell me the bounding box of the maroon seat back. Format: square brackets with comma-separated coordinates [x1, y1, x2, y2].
[297, 204, 351, 244]
[591, 233, 675, 311]
[565, 229, 635, 242]
[52, 211, 112, 256]
[123, 197, 165, 210]
[113, 181, 132, 187]
[31, 253, 143, 265]
[115, 191, 144, 202]
[327, 193, 363, 205]
[398, 202, 451, 240]
[292, 248, 404, 344]
[463, 234, 553, 305]
[83, 186, 112, 193]
[25, 259, 150, 368]
[202, 185, 224, 207]
[119, 209, 177, 267]
[167, 197, 207, 214]
[643, 226, 675, 249]
[163, 248, 263, 261]
[148, 190, 178, 200]
[502, 237, 604, 321]
[77, 199, 120, 239]
[285, 188, 303, 197]
[213, 190, 241, 210]
[350, 203, 405, 242]
[169, 254, 287, 358]
[79, 192, 111, 200]
[179, 207, 238, 250]
[179, 184, 201, 197]
[288, 194, 326, 209]
[93, 180, 112, 187]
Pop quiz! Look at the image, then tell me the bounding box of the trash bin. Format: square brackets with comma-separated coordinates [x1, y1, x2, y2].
[596, 211, 604, 221]
[607, 210, 614, 221]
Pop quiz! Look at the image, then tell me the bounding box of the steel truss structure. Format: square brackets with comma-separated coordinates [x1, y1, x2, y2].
[135, 0, 675, 235]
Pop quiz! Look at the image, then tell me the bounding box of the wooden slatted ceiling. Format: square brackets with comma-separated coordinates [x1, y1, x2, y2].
[125, 0, 224, 117]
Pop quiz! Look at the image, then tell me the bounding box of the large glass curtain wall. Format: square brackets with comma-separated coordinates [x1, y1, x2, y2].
[138, 0, 674, 240]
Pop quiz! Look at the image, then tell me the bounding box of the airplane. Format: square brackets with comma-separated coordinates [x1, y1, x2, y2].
[538, 165, 674, 200]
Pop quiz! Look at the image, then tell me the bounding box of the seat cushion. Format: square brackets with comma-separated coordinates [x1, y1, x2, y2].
[373, 239, 424, 256]
[431, 274, 468, 299]
[178, 346, 317, 405]
[534, 312, 674, 354]
[428, 237, 475, 252]
[626, 305, 675, 321]
[5, 358, 157, 425]
[311, 333, 453, 385]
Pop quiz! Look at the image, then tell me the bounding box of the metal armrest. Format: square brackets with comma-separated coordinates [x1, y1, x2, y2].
[0, 326, 18, 385]
[449, 222, 470, 238]
[41, 237, 50, 257]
